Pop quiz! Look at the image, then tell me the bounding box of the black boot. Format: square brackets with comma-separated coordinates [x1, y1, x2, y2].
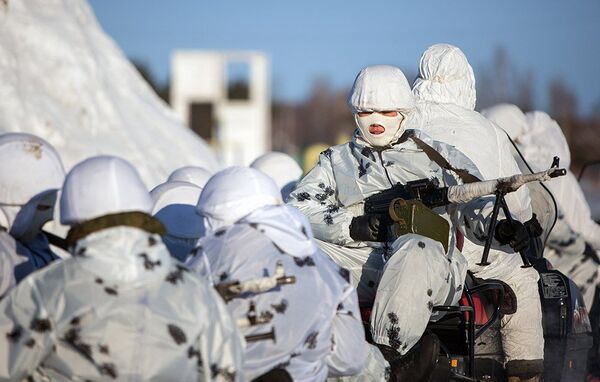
[378, 333, 442, 382]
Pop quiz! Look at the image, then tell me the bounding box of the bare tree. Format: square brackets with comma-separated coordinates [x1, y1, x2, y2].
[476, 46, 535, 112]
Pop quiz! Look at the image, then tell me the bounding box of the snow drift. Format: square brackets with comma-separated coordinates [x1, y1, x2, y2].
[0, 0, 220, 188]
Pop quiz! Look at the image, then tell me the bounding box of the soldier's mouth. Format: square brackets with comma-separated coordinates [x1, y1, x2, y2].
[369, 125, 385, 135]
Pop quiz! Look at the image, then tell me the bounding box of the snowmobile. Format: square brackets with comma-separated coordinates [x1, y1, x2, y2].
[577, 159, 600, 381]
[359, 161, 593, 381]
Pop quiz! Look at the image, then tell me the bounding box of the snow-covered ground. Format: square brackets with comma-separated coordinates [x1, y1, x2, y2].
[0, 0, 220, 189]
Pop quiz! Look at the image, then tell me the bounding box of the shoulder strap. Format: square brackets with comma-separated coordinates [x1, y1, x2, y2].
[410, 134, 481, 184]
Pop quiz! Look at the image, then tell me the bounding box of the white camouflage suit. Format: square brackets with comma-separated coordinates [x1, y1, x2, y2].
[485, 104, 600, 306]
[288, 66, 500, 357]
[0, 156, 244, 381]
[412, 44, 544, 365]
[187, 167, 385, 381]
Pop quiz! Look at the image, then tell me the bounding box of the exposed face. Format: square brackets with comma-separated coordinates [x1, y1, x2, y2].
[354, 111, 406, 147]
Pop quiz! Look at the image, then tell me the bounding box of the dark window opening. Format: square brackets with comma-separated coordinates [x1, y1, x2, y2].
[189, 102, 214, 140]
[227, 61, 250, 100]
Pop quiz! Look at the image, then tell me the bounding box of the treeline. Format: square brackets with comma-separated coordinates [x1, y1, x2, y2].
[132, 47, 600, 169]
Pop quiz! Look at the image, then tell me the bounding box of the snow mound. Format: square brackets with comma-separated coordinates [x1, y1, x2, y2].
[0, 0, 220, 188]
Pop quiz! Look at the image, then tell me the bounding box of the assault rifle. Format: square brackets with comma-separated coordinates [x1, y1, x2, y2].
[215, 261, 296, 302]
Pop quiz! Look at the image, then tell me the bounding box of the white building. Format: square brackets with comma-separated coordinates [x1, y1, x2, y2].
[170, 51, 271, 166]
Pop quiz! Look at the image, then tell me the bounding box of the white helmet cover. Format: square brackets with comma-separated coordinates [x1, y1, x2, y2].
[250, 152, 303, 199]
[197, 166, 282, 233]
[167, 166, 212, 188]
[0, 133, 65, 205]
[348, 65, 415, 113]
[150, 181, 203, 239]
[413, 43, 477, 110]
[60, 156, 153, 225]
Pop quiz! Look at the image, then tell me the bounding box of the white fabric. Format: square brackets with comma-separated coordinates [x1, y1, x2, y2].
[250, 152, 303, 201]
[348, 65, 414, 148]
[0, 231, 32, 298]
[413, 50, 543, 362]
[240, 205, 318, 257]
[447, 168, 558, 205]
[370, 234, 466, 353]
[348, 65, 415, 114]
[504, 135, 558, 243]
[354, 112, 406, 148]
[0, 226, 244, 381]
[546, 209, 586, 257]
[167, 166, 212, 188]
[522, 111, 570, 169]
[151, 181, 203, 239]
[60, 156, 153, 225]
[288, 131, 497, 354]
[0, 133, 64, 243]
[481, 104, 528, 142]
[327, 344, 390, 382]
[0, 230, 60, 299]
[187, 205, 368, 381]
[411, 102, 532, 222]
[197, 167, 282, 233]
[0, 133, 65, 205]
[413, 44, 476, 111]
[503, 109, 600, 251]
[547, 172, 600, 250]
[150, 181, 204, 262]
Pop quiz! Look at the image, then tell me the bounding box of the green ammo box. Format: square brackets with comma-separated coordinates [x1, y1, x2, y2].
[388, 198, 450, 253]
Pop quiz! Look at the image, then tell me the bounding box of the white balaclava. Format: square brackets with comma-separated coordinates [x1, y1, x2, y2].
[250, 152, 303, 201]
[150, 181, 204, 261]
[167, 166, 212, 189]
[197, 166, 282, 233]
[412, 43, 477, 111]
[60, 156, 153, 225]
[481, 103, 528, 142]
[348, 65, 416, 147]
[0, 133, 65, 241]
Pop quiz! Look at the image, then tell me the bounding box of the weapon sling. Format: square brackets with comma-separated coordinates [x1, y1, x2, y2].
[409, 133, 480, 184]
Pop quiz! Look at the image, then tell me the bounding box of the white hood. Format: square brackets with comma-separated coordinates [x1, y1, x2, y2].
[250, 152, 303, 201]
[167, 166, 212, 188]
[413, 44, 476, 110]
[197, 166, 282, 233]
[348, 65, 415, 113]
[521, 111, 571, 170]
[348, 65, 415, 147]
[239, 204, 318, 257]
[60, 156, 153, 225]
[481, 103, 528, 141]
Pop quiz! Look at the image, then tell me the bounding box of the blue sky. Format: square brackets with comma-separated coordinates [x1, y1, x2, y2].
[89, 0, 600, 114]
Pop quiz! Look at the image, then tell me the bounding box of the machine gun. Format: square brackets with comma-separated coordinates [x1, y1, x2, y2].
[363, 160, 567, 265]
[364, 178, 449, 215]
